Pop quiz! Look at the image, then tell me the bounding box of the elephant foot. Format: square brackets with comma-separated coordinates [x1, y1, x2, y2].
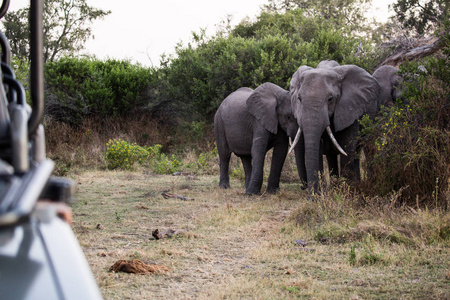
[245, 188, 260, 195]
[266, 187, 279, 194]
[219, 183, 231, 189]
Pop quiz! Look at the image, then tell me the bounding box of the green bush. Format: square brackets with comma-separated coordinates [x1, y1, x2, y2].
[153, 9, 362, 123]
[143, 144, 182, 174]
[44, 57, 153, 123]
[105, 140, 183, 173]
[196, 146, 218, 169]
[361, 56, 450, 207]
[105, 139, 149, 170]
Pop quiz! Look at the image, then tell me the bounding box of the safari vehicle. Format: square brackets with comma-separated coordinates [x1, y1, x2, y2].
[0, 0, 102, 298]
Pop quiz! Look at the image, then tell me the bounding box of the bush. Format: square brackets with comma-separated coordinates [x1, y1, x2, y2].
[105, 140, 183, 174]
[44, 57, 153, 124]
[143, 144, 182, 174]
[361, 58, 450, 207]
[105, 139, 148, 170]
[153, 9, 362, 123]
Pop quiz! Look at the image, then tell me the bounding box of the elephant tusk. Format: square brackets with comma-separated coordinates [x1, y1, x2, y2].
[326, 126, 347, 156]
[288, 128, 302, 154]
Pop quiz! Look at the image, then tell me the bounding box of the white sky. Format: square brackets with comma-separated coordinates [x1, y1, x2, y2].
[6, 0, 395, 67]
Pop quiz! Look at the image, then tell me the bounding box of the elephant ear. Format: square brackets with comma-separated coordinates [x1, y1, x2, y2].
[390, 69, 403, 100]
[289, 66, 313, 114]
[333, 65, 381, 132]
[247, 82, 280, 134]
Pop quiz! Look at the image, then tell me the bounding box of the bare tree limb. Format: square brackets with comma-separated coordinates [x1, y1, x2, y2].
[375, 36, 445, 70]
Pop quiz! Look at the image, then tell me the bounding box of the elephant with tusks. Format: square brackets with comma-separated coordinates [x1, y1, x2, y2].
[214, 82, 305, 195]
[289, 60, 382, 196]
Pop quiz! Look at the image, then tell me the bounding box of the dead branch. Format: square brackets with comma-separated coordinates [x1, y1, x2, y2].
[161, 192, 194, 201]
[375, 35, 445, 70]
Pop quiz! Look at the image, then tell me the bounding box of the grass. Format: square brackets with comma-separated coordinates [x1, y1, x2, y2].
[69, 169, 450, 299]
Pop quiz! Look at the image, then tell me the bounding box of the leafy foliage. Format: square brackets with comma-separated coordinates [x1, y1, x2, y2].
[153, 9, 361, 122]
[3, 0, 110, 62]
[44, 57, 152, 123]
[105, 139, 183, 174]
[264, 0, 376, 34]
[392, 0, 449, 35]
[105, 139, 148, 170]
[360, 55, 450, 206]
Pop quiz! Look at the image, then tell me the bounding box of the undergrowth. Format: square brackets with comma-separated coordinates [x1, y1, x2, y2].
[360, 58, 450, 208]
[290, 177, 450, 267]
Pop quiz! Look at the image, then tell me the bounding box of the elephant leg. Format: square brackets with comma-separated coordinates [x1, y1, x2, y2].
[337, 122, 360, 181]
[326, 153, 339, 178]
[240, 155, 252, 189]
[246, 132, 270, 195]
[218, 151, 231, 189]
[294, 136, 307, 189]
[267, 137, 289, 194]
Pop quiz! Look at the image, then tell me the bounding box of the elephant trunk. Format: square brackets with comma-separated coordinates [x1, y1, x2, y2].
[303, 129, 322, 195]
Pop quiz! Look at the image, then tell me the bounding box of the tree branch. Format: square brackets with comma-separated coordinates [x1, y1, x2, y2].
[374, 36, 445, 70]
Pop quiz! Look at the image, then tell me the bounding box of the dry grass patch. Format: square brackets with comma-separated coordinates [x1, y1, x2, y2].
[70, 170, 449, 299]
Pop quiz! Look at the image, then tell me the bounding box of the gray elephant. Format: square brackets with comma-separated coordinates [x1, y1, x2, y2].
[372, 65, 403, 106]
[289, 60, 381, 195]
[214, 82, 305, 195]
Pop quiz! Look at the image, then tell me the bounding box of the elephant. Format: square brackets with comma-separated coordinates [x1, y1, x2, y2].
[214, 82, 305, 195]
[289, 60, 382, 195]
[372, 65, 403, 106]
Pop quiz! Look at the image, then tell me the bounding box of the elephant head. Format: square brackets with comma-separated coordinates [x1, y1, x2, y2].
[372, 65, 403, 106]
[289, 61, 381, 194]
[246, 82, 306, 193]
[246, 82, 297, 139]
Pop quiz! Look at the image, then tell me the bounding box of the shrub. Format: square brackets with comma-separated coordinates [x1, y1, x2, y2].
[105, 140, 184, 174]
[360, 58, 450, 207]
[143, 144, 182, 174]
[105, 139, 148, 170]
[44, 57, 153, 124]
[154, 9, 362, 123]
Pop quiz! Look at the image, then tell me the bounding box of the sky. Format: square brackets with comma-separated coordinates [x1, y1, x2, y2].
[6, 0, 395, 67]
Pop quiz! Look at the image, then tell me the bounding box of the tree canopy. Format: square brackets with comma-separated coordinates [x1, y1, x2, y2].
[392, 0, 449, 35]
[263, 0, 375, 34]
[2, 0, 110, 63]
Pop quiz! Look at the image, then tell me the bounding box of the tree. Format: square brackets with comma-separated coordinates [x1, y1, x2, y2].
[3, 0, 110, 63]
[263, 0, 375, 34]
[373, 0, 449, 69]
[392, 0, 449, 36]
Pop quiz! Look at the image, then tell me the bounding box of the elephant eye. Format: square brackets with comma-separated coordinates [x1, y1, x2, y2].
[298, 95, 302, 102]
[327, 97, 333, 103]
